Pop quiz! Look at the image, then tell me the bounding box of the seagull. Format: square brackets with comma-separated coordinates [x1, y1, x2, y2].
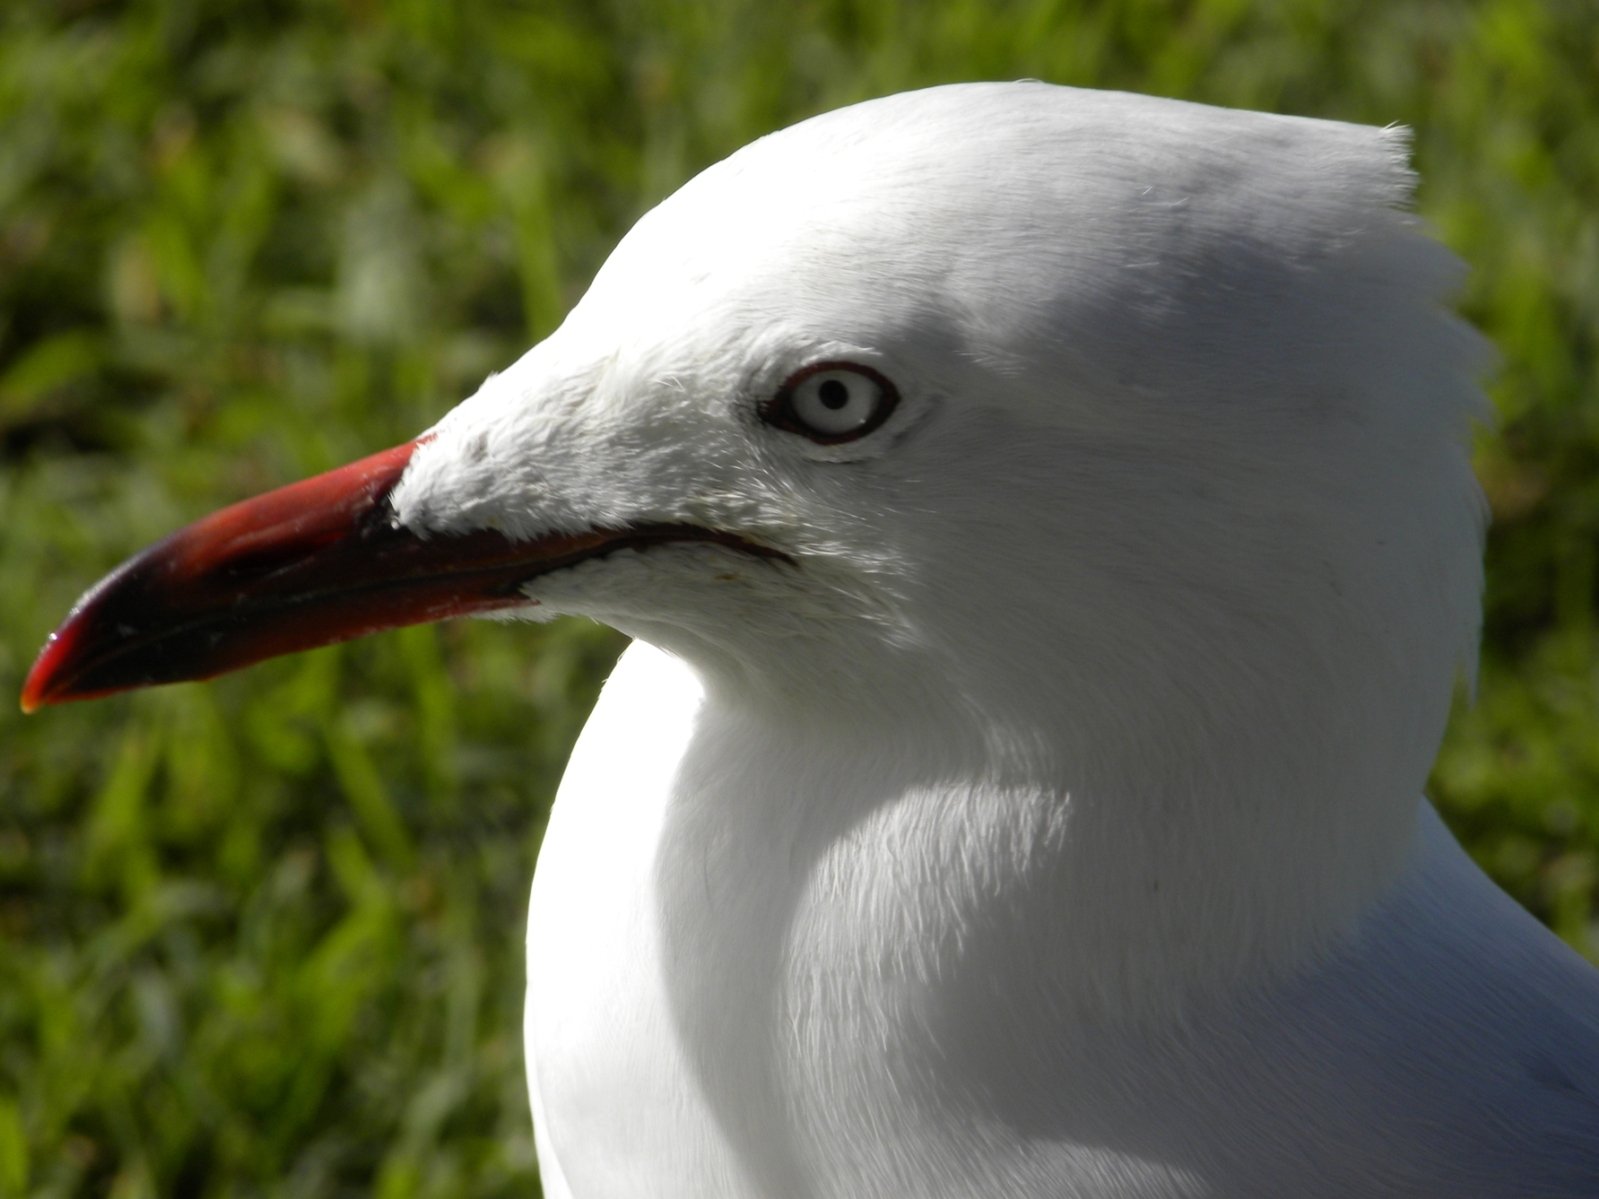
[22, 82, 1599, 1197]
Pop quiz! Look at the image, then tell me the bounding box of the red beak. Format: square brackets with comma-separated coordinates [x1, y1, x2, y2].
[21, 438, 779, 712]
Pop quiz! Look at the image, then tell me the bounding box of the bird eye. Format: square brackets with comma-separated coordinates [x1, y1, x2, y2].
[764, 363, 899, 444]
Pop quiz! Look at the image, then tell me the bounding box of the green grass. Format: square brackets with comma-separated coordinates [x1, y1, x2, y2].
[2, 1, 1596, 1195]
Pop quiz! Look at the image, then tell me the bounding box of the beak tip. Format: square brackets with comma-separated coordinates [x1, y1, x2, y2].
[20, 672, 50, 715]
[21, 631, 70, 714]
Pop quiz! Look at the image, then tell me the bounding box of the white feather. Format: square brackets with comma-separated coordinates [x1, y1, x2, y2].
[391, 83, 1596, 1197]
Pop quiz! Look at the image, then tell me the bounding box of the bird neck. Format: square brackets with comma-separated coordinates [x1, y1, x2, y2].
[671, 638, 1434, 1023]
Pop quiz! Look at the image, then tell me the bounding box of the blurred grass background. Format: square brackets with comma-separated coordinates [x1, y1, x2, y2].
[1, 0, 1595, 1195]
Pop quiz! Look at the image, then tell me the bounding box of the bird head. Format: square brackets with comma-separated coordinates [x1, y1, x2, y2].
[24, 84, 1488, 801]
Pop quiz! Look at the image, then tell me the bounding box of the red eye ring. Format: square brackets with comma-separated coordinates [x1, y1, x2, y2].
[762, 361, 900, 445]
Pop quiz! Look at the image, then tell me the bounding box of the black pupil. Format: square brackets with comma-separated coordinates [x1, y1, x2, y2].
[817, 378, 852, 410]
